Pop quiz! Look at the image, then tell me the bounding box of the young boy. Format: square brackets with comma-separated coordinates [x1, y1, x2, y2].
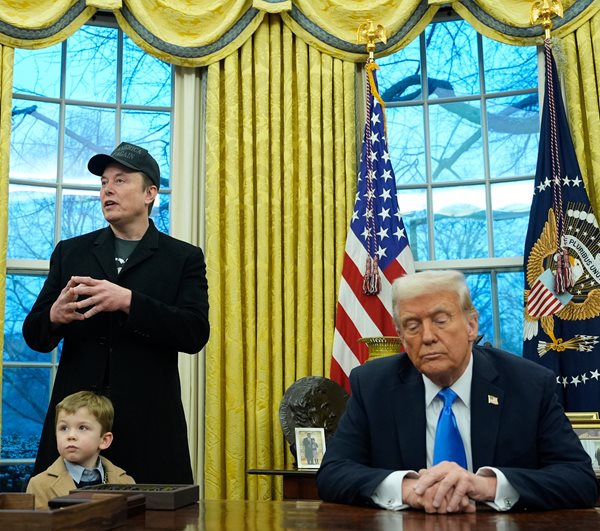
[26, 390, 135, 509]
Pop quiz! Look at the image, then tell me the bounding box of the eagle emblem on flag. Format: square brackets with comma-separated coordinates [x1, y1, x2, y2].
[524, 202, 600, 357]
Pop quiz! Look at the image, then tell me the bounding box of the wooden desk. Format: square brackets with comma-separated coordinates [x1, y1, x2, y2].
[122, 500, 600, 530]
[247, 469, 318, 500]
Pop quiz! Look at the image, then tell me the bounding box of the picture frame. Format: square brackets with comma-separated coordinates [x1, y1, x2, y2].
[295, 427, 326, 469]
[570, 418, 600, 476]
[566, 411, 599, 421]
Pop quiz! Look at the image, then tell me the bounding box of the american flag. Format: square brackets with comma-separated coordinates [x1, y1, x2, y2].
[523, 42, 600, 411]
[330, 61, 414, 394]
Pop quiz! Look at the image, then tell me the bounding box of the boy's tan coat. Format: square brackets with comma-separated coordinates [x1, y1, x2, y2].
[26, 455, 135, 509]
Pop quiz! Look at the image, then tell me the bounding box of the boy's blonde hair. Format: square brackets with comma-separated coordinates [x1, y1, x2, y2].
[55, 391, 114, 434]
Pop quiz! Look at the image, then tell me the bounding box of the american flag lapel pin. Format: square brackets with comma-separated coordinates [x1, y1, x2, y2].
[488, 395, 499, 406]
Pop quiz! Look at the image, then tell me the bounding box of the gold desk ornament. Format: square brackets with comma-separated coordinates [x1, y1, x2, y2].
[357, 20, 387, 60]
[358, 336, 402, 360]
[530, 0, 563, 39]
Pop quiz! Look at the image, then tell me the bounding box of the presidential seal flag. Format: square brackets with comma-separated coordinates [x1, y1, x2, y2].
[330, 60, 414, 394]
[523, 41, 600, 411]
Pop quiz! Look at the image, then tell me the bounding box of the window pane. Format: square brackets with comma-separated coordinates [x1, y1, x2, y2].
[378, 38, 422, 102]
[0, 463, 34, 492]
[4, 275, 48, 363]
[1, 366, 51, 458]
[8, 184, 55, 260]
[65, 26, 118, 103]
[121, 110, 172, 188]
[483, 37, 538, 93]
[397, 190, 428, 261]
[487, 95, 539, 179]
[492, 180, 533, 258]
[430, 101, 484, 182]
[466, 272, 494, 346]
[63, 105, 116, 185]
[433, 185, 487, 259]
[13, 45, 62, 98]
[10, 99, 60, 183]
[61, 191, 105, 240]
[388, 106, 426, 185]
[498, 271, 524, 355]
[151, 193, 171, 234]
[426, 20, 480, 97]
[123, 35, 172, 106]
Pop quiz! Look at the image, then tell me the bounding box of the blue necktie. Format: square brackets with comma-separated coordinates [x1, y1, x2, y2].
[433, 387, 467, 468]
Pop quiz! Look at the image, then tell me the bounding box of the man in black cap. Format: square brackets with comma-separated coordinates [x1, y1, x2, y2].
[23, 142, 210, 486]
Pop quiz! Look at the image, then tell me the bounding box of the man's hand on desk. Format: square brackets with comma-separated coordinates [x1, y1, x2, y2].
[403, 462, 497, 513]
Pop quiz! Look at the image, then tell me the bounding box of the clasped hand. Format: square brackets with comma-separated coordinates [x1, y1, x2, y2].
[403, 462, 496, 514]
[50, 276, 132, 324]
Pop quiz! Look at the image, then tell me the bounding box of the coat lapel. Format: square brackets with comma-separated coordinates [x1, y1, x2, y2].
[92, 228, 119, 282]
[46, 457, 76, 499]
[392, 357, 427, 470]
[92, 221, 160, 281]
[470, 347, 504, 469]
[118, 220, 159, 277]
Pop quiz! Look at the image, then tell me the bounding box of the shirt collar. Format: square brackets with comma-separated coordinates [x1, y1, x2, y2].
[423, 352, 473, 408]
[64, 457, 104, 483]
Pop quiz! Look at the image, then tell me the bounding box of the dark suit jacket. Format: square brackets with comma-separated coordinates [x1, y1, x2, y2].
[22, 220, 209, 484]
[316, 346, 598, 510]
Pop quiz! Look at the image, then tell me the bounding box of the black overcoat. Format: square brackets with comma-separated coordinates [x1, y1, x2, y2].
[23, 220, 210, 484]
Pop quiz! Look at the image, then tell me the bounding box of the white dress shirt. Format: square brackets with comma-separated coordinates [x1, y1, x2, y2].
[371, 354, 519, 511]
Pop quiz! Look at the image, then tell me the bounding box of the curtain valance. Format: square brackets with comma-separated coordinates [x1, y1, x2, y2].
[0, 0, 598, 64]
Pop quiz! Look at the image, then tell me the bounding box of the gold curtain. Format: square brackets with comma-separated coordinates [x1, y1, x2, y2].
[2, 0, 600, 501]
[203, 14, 356, 500]
[0, 45, 14, 448]
[562, 11, 600, 216]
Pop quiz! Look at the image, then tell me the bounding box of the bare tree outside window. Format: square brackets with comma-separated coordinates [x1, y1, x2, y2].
[378, 16, 538, 353]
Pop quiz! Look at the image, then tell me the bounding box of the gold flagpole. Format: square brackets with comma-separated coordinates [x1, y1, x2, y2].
[355, 21, 401, 360]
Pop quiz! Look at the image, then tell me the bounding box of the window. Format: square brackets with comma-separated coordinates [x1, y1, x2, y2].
[379, 13, 539, 353]
[2, 19, 173, 491]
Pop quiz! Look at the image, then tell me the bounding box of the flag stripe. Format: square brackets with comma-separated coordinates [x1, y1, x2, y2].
[331, 62, 414, 393]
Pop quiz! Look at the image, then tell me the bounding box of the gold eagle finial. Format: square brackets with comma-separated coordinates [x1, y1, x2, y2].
[530, 0, 564, 39]
[357, 21, 387, 60]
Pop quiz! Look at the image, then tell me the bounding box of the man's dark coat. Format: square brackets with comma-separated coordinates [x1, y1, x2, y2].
[23, 220, 209, 484]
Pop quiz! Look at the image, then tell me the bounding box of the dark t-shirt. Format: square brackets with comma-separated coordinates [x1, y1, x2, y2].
[114, 237, 139, 274]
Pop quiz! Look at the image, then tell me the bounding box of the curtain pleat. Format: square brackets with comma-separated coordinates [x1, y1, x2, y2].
[172, 65, 207, 494]
[562, 11, 600, 217]
[203, 15, 356, 500]
[0, 45, 14, 447]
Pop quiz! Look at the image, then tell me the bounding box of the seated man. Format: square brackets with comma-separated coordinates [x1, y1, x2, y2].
[317, 270, 598, 512]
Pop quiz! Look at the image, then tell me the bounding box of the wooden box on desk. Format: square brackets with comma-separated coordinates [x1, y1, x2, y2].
[73, 483, 199, 510]
[50, 490, 146, 517]
[0, 492, 127, 530]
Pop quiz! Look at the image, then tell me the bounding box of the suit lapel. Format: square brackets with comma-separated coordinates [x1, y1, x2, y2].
[392, 358, 427, 470]
[470, 347, 504, 469]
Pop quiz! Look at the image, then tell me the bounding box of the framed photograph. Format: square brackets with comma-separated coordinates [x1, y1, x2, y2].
[295, 427, 326, 469]
[570, 419, 600, 475]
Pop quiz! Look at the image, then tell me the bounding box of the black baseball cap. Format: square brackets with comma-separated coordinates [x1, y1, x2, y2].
[88, 142, 161, 188]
